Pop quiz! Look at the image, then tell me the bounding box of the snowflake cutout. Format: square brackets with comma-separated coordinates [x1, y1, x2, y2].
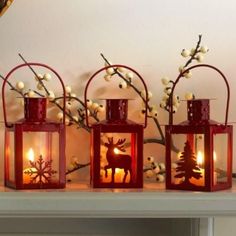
[24, 155, 57, 184]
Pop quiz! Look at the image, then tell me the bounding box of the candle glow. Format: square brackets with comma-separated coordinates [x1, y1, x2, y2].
[27, 148, 35, 162]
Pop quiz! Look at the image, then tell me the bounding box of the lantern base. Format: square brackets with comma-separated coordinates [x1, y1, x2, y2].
[5, 180, 65, 190]
[166, 182, 232, 192]
[92, 182, 143, 188]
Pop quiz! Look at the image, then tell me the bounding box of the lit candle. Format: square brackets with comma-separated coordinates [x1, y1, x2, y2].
[23, 148, 37, 184]
[213, 151, 217, 185]
[101, 147, 130, 183]
[190, 151, 205, 186]
[190, 151, 217, 186]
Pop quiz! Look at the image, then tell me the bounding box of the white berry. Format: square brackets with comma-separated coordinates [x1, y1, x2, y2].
[173, 105, 178, 113]
[70, 93, 77, 98]
[178, 65, 184, 73]
[68, 164, 75, 171]
[184, 71, 192, 79]
[146, 170, 154, 178]
[125, 72, 134, 80]
[48, 90, 55, 101]
[117, 67, 126, 73]
[160, 100, 166, 108]
[181, 49, 191, 57]
[65, 85, 72, 94]
[72, 116, 79, 122]
[147, 156, 154, 163]
[171, 162, 178, 169]
[28, 90, 35, 98]
[66, 101, 72, 109]
[57, 112, 64, 120]
[196, 53, 204, 62]
[119, 81, 127, 89]
[150, 109, 158, 118]
[43, 73, 51, 81]
[164, 87, 172, 95]
[159, 163, 166, 172]
[161, 76, 170, 85]
[200, 46, 208, 54]
[153, 165, 160, 174]
[37, 83, 43, 90]
[141, 90, 152, 100]
[156, 174, 165, 182]
[185, 92, 193, 100]
[82, 109, 90, 117]
[190, 48, 196, 55]
[104, 74, 112, 82]
[97, 105, 105, 112]
[35, 74, 43, 81]
[162, 94, 169, 101]
[65, 118, 70, 125]
[106, 67, 114, 75]
[86, 99, 93, 108]
[16, 81, 24, 90]
[91, 102, 99, 110]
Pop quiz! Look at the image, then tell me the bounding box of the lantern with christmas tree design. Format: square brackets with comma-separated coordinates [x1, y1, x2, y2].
[165, 64, 233, 191]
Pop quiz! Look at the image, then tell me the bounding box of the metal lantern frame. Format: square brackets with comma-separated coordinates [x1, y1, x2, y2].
[165, 64, 233, 192]
[84, 64, 148, 188]
[2, 62, 66, 189]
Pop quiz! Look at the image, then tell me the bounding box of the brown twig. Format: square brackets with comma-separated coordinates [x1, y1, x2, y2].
[18, 53, 50, 96]
[0, 74, 24, 97]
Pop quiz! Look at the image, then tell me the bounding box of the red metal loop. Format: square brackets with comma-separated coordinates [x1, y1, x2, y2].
[2, 63, 66, 128]
[169, 64, 230, 126]
[84, 64, 148, 128]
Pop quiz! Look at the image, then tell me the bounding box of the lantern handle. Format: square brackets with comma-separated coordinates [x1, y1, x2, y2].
[84, 64, 148, 128]
[169, 64, 230, 126]
[2, 62, 66, 128]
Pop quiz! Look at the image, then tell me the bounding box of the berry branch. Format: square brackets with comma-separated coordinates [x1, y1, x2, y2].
[100, 53, 166, 145]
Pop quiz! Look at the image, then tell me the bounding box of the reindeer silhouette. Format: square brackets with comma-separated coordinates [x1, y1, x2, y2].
[104, 137, 132, 184]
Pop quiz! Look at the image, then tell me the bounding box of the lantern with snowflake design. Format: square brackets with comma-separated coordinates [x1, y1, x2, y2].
[2, 63, 66, 189]
[165, 64, 233, 191]
[84, 65, 148, 188]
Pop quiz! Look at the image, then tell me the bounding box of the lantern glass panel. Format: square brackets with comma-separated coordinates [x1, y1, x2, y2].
[100, 132, 137, 184]
[6, 130, 15, 182]
[213, 133, 228, 185]
[171, 133, 205, 187]
[22, 131, 59, 185]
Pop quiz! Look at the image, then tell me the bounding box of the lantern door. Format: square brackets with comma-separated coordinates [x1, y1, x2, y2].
[92, 123, 143, 188]
[166, 126, 208, 191]
[5, 123, 65, 189]
[166, 124, 233, 191]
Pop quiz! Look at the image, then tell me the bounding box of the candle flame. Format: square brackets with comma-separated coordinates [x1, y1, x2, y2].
[115, 168, 122, 174]
[114, 148, 119, 155]
[197, 151, 204, 166]
[213, 151, 217, 162]
[28, 148, 35, 162]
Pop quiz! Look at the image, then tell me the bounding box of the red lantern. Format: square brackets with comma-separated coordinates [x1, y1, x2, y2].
[2, 63, 66, 189]
[165, 64, 233, 191]
[84, 65, 148, 188]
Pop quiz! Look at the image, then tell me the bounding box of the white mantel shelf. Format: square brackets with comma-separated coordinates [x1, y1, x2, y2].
[0, 181, 236, 218]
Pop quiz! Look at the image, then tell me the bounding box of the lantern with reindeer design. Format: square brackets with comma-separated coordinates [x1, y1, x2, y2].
[165, 64, 233, 191]
[84, 65, 148, 188]
[2, 63, 66, 189]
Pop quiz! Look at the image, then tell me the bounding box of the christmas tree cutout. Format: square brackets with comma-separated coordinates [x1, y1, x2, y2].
[175, 141, 202, 186]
